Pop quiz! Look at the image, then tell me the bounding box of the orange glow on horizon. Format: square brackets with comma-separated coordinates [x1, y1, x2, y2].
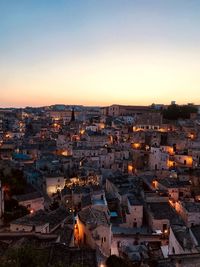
[1, 47, 200, 107]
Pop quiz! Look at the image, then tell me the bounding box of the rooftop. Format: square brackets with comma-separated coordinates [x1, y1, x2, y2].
[171, 225, 193, 250]
[182, 201, 200, 213]
[159, 178, 191, 189]
[148, 202, 184, 225]
[78, 207, 109, 228]
[13, 191, 43, 202]
[128, 195, 142, 206]
[11, 207, 71, 231]
[191, 225, 200, 246]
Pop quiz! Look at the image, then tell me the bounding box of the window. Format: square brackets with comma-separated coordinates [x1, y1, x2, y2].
[163, 224, 167, 232]
[117, 241, 121, 248]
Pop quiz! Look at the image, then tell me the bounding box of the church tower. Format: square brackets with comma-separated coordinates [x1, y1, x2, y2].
[70, 107, 75, 122]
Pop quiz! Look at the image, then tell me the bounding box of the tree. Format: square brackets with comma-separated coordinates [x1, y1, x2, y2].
[162, 104, 197, 120]
[0, 245, 77, 267]
[0, 166, 27, 196]
[49, 200, 59, 211]
[106, 255, 133, 267]
[0, 245, 48, 267]
[4, 199, 29, 223]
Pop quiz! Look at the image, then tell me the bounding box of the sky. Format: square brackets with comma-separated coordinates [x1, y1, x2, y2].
[0, 0, 200, 107]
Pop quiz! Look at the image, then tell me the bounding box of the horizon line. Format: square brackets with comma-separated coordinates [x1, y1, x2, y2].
[0, 102, 199, 109]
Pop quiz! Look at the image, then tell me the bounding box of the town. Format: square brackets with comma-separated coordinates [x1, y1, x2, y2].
[0, 102, 200, 267]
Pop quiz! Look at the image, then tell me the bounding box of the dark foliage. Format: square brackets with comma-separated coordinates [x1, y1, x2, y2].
[0, 166, 27, 196]
[4, 199, 29, 223]
[49, 200, 59, 211]
[162, 104, 197, 120]
[0, 245, 86, 267]
[106, 255, 134, 267]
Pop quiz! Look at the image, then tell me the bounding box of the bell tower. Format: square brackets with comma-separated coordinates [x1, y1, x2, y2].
[70, 107, 75, 122]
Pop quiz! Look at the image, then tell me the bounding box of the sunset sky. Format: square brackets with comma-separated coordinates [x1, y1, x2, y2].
[0, 0, 200, 107]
